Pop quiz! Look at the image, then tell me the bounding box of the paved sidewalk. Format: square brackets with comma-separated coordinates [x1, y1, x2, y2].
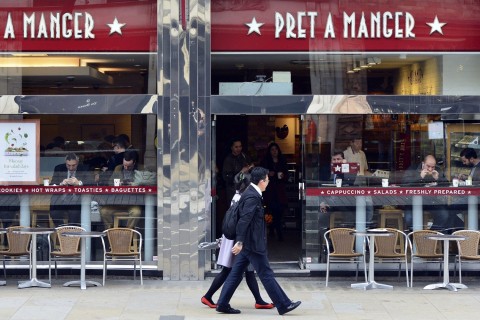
[0, 275, 479, 319]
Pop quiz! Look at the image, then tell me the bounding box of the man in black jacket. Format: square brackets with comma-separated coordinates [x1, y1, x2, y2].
[50, 153, 92, 226]
[216, 167, 301, 315]
[402, 154, 462, 230]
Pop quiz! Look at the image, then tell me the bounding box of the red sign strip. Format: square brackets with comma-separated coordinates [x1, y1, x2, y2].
[307, 187, 480, 197]
[211, 0, 480, 52]
[0, 186, 157, 195]
[0, 1, 157, 52]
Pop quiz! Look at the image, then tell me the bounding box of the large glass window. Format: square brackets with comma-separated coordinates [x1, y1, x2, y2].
[305, 114, 480, 264]
[0, 114, 157, 263]
[212, 53, 480, 95]
[0, 53, 156, 95]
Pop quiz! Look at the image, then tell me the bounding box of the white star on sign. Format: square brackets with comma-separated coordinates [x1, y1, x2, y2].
[334, 165, 341, 172]
[107, 17, 126, 35]
[245, 17, 264, 35]
[426, 16, 446, 35]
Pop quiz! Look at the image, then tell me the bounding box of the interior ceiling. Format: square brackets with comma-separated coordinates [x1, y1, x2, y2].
[211, 53, 438, 72]
[0, 53, 153, 89]
[0, 52, 438, 89]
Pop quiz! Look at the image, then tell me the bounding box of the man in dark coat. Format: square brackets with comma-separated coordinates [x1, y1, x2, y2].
[216, 167, 301, 315]
[50, 153, 92, 226]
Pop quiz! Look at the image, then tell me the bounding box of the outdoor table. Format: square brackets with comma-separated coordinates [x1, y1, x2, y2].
[13, 227, 54, 289]
[423, 234, 467, 292]
[0, 228, 6, 286]
[62, 231, 105, 290]
[351, 229, 394, 290]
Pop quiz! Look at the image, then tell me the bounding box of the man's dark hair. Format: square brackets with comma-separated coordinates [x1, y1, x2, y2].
[460, 148, 477, 160]
[124, 150, 139, 163]
[332, 150, 344, 159]
[229, 138, 242, 147]
[251, 167, 269, 184]
[118, 133, 131, 144]
[112, 137, 128, 149]
[65, 152, 79, 161]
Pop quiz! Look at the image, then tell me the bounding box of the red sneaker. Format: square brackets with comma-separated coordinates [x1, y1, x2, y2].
[255, 302, 275, 309]
[201, 296, 217, 308]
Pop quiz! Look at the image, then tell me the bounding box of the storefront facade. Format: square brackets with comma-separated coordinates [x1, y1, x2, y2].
[1, 0, 480, 281]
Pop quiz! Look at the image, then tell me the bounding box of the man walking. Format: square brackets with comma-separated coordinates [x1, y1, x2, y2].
[216, 167, 301, 315]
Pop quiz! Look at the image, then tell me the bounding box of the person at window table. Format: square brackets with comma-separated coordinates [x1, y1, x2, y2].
[402, 154, 463, 230]
[458, 148, 480, 185]
[50, 153, 92, 227]
[343, 138, 369, 176]
[319, 152, 356, 248]
[100, 150, 142, 229]
[106, 136, 128, 171]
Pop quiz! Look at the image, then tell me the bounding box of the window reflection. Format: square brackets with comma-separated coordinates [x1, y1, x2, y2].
[306, 113, 480, 264]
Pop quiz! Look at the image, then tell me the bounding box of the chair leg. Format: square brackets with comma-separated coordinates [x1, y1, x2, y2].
[404, 259, 410, 288]
[2, 259, 6, 280]
[355, 261, 359, 282]
[133, 260, 136, 281]
[410, 261, 414, 287]
[325, 258, 330, 287]
[397, 262, 401, 282]
[103, 259, 107, 286]
[139, 256, 143, 285]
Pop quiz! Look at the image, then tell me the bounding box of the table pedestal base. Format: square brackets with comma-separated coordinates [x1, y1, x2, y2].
[64, 280, 102, 290]
[424, 282, 467, 292]
[18, 278, 51, 289]
[351, 281, 393, 290]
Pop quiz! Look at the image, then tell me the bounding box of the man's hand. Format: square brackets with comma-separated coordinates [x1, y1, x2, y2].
[431, 170, 439, 180]
[232, 242, 243, 255]
[420, 168, 429, 179]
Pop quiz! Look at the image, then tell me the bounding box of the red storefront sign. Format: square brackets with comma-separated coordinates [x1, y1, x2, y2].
[307, 187, 480, 197]
[0, 186, 157, 195]
[211, 0, 480, 52]
[0, 0, 156, 52]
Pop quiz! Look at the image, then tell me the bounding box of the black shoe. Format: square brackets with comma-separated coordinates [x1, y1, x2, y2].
[216, 305, 241, 314]
[278, 301, 301, 315]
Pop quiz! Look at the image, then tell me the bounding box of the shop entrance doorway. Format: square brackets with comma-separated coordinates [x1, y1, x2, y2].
[213, 115, 303, 266]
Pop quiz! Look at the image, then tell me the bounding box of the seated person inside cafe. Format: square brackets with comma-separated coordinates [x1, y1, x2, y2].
[50, 152, 93, 227]
[458, 147, 480, 185]
[401, 154, 463, 230]
[100, 150, 142, 229]
[318, 151, 356, 246]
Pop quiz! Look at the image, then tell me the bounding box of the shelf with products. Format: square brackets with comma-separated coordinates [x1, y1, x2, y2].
[446, 123, 480, 180]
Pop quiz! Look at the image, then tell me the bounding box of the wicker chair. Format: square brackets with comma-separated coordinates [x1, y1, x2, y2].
[408, 230, 443, 287]
[324, 228, 367, 287]
[49, 226, 86, 280]
[0, 226, 32, 280]
[452, 230, 480, 284]
[373, 228, 411, 287]
[103, 228, 143, 285]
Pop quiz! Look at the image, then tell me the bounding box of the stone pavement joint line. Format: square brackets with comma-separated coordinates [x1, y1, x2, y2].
[0, 276, 479, 319]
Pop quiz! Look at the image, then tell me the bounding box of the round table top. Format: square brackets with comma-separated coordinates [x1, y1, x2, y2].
[62, 231, 105, 238]
[12, 227, 55, 234]
[426, 234, 466, 241]
[353, 229, 394, 237]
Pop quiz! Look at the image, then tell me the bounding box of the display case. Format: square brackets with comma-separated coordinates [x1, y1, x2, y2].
[446, 123, 480, 180]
